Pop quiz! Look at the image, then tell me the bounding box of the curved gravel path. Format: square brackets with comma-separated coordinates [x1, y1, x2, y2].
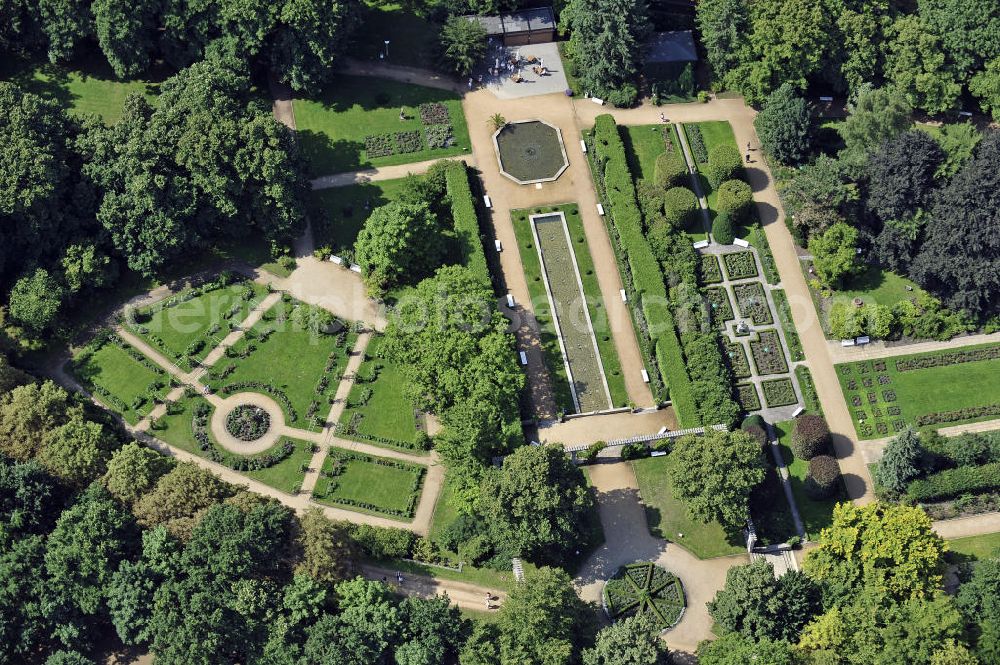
[210, 392, 286, 454]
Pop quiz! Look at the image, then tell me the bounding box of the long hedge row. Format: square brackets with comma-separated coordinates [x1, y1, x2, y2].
[906, 461, 1000, 502]
[591, 115, 697, 424]
[444, 162, 491, 290]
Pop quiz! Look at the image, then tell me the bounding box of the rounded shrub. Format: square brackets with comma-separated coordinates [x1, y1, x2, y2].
[663, 186, 699, 228]
[706, 144, 743, 188]
[654, 151, 688, 188]
[716, 179, 754, 223]
[743, 424, 768, 448]
[606, 84, 639, 108]
[805, 455, 841, 499]
[792, 415, 831, 460]
[742, 414, 767, 430]
[712, 211, 735, 245]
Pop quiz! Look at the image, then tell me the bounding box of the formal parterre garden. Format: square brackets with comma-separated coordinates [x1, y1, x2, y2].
[602, 562, 686, 631]
[70, 329, 172, 425]
[293, 75, 470, 175]
[150, 393, 314, 494]
[125, 274, 269, 371]
[312, 450, 425, 520]
[837, 343, 1000, 439]
[206, 296, 359, 431]
[336, 335, 429, 454]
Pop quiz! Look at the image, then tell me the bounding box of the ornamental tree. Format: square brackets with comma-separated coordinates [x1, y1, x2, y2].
[755, 83, 812, 165]
[440, 15, 486, 77]
[809, 222, 861, 288]
[716, 179, 753, 223]
[708, 559, 821, 642]
[8, 268, 65, 334]
[840, 86, 912, 165]
[706, 144, 742, 188]
[792, 414, 831, 460]
[874, 428, 923, 493]
[667, 429, 766, 530]
[564, 0, 650, 102]
[805, 455, 841, 499]
[354, 201, 444, 295]
[476, 445, 595, 565]
[803, 502, 946, 603]
[582, 613, 670, 665]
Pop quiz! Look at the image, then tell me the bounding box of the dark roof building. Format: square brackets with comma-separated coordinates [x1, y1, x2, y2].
[645, 30, 698, 63]
[465, 7, 556, 46]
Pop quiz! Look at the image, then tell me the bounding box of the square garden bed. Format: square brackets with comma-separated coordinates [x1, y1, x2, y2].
[705, 287, 734, 328]
[724, 342, 752, 379]
[750, 330, 788, 376]
[126, 276, 268, 371]
[723, 251, 758, 280]
[312, 450, 425, 520]
[736, 384, 761, 412]
[70, 330, 171, 425]
[761, 378, 797, 408]
[700, 255, 723, 284]
[733, 282, 773, 326]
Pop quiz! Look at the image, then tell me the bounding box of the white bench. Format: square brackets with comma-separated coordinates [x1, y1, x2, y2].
[591, 97, 605, 106]
[792, 406, 805, 417]
[330, 255, 343, 265]
[349, 264, 362, 273]
[856, 336, 870, 345]
[620, 289, 627, 303]
[841, 338, 856, 347]
[580, 140, 587, 153]
[483, 194, 492, 209]
[651, 450, 667, 457]
[819, 96, 833, 102]
[641, 369, 650, 383]
[519, 351, 528, 366]
[495, 239, 503, 252]
[506, 293, 515, 308]
[596, 202, 605, 215]
[734, 238, 750, 248]
[692, 240, 710, 249]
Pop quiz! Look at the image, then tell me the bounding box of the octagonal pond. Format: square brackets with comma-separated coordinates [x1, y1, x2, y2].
[493, 120, 569, 184]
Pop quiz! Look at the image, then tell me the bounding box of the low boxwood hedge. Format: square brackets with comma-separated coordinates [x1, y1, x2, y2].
[906, 462, 1000, 502]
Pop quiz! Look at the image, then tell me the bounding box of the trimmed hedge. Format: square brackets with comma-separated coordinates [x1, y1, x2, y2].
[706, 144, 743, 188]
[654, 150, 688, 188]
[663, 186, 699, 228]
[445, 162, 490, 289]
[656, 336, 698, 426]
[906, 462, 1000, 502]
[792, 415, 830, 459]
[712, 212, 735, 245]
[896, 345, 1000, 372]
[716, 179, 753, 223]
[806, 455, 841, 499]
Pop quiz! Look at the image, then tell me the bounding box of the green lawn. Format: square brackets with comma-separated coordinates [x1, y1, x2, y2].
[294, 76, 470, 176]
[948, 532, 1000, 561]
[131, 281, 269, 369]
[632, 455, 745, 559]
[510, 206, 577, 414]
[775, 420, 841, 540]
[210, 300, 357, 430]
[350, 2, 440, 70]
[1, 55, 158, 124]
[836, 343, 1000, 439]
[621, 124, 677, 182]
[152, 394, 312, 493]
[308, 176, 414, 251]
[561, 205, 629, 408]
[313, 451, 424, 520]
[71, 338, 170, 425]
[833, 266, 927, 308]
[338, 335, 424, 452]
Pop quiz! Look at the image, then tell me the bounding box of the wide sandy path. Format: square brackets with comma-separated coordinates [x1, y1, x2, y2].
[575, 461, 746, 656]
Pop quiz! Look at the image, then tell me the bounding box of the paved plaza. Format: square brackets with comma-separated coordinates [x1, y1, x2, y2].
[476, 41, 569, 99]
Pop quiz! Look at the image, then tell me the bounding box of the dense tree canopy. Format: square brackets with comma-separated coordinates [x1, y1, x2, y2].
[564, 0, 650, 104]
[667, 430, 766, 530]
[755, 83, 812, 165]
[355, 201, 445, 295]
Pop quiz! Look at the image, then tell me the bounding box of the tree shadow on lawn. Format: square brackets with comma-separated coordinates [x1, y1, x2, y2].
[299, 131, 366, 176]
[839, 264, 889, 294]
[308, 181, 393, 249]
[312, 75, 459, 114]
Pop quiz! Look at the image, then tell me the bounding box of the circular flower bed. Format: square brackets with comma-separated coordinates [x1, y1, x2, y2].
[602, 562, 686, 631]
[225, 405, 271, 442]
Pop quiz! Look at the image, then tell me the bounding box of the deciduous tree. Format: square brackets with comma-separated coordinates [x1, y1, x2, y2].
[755, 83, 812, 165]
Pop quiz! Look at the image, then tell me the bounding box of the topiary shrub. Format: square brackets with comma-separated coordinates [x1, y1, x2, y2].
[805, 455, 841, 499]
[744, 425, 768, 449]
[654, 151, 688, 188]
[663, 186, 699, 228]
[712, 211, 735, 245]
[706, 144, 743, 188]
[606, 84, 639, 108]
[716, 179, 754, 223]
[792, 415, 831, 460]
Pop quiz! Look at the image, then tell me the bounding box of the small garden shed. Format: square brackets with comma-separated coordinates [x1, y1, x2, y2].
[466, 7, 556, 46]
